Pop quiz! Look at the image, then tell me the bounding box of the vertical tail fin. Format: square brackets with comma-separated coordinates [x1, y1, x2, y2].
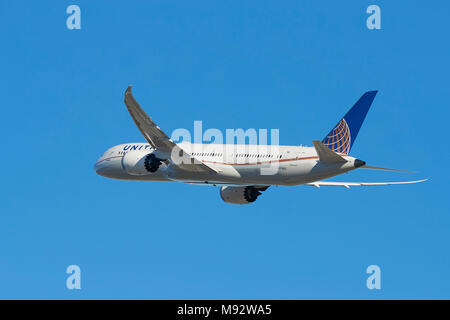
[322, 91, 378, 154]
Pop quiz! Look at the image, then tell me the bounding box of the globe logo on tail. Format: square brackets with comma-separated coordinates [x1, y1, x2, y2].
[322, 118, 351, 154]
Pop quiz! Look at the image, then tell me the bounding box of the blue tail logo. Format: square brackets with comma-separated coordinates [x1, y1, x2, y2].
[322, 118, 351, 154]
[322, 91, 378, 154]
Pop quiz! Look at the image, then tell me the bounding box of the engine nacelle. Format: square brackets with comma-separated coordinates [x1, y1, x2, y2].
[220, 186, 265, 204]
[121, 149, 165, 175]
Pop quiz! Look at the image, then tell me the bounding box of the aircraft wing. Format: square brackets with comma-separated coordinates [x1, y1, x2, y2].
[123, 86, 216, 174]
[124, 86, 175, 153]
[307, 179, 427, 188]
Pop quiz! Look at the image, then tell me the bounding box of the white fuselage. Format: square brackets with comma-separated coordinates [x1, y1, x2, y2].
[94, 142, 360, 186]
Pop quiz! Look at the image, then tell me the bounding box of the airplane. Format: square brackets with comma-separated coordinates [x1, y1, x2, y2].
[94, 87, 426, 204]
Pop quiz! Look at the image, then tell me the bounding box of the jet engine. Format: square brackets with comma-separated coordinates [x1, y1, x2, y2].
[219, 186, 268, 204]
[121, 149, 165, 175]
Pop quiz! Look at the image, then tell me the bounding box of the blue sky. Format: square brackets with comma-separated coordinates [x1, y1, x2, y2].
[0, 1, 449, 299]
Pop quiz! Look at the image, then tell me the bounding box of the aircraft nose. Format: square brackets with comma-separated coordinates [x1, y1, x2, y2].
[94, 155, 123, 178]
[94, 160, 102, 174]
[94, 159, 109, 177]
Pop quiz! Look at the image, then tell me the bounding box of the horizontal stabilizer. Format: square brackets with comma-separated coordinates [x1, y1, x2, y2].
[312, 140, 347, 163]
[307, 179, 427, 188]
[361, 165, 415, 173]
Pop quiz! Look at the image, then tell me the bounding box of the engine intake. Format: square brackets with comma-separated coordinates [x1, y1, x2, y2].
[144, 153, 164, 173]
[122, 150, 165, 175]
[220, 186, 268, 204]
